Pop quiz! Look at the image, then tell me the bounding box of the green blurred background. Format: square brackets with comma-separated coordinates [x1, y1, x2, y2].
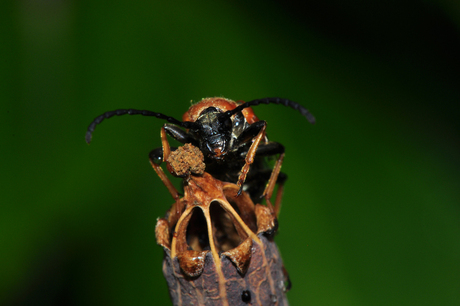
[1, 0, 459, 305]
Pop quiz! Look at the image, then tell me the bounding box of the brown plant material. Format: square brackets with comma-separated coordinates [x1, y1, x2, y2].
[222, 237, 253, 275]
[162, 234, 288, 306]
[155, 218, 170, 250]
[167, 143, 205, 177]
[155, 144, 289, 305]
[176, 250, 208, 278]
[255, 204, 277, 235]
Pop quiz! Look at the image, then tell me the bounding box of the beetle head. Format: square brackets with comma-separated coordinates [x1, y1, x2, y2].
[190, 107, 233, 159]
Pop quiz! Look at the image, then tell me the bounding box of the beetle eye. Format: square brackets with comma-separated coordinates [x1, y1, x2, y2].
[232, 112, 245, 136]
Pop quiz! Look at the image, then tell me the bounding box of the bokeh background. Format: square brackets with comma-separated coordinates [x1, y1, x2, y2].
[2, 0, 460, 305]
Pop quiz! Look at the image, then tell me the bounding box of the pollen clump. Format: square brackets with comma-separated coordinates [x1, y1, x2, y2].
[167, 143, 205, 177]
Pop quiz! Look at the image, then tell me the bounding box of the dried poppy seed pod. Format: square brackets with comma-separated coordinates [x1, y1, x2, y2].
[155, 145, 290, 306]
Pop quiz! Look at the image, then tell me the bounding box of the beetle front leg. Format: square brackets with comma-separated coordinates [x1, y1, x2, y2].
[149, 148, 180, 201]
[149, 127, 183, 217]
[163, 123, 196, 144]
[236, 121, 267, 197]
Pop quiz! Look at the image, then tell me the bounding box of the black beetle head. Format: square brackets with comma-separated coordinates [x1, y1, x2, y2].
[191, 107, 233, 159]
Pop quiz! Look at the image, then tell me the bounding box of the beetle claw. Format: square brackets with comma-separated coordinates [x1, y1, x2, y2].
[237, 186, 243, 197]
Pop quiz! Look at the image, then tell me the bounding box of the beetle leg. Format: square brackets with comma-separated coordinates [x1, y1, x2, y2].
[148, 154, 180, 201]
[250, 142, 286, 215]
[163, 123, 196, 144]
[160, 126, 172, 160]
[149, 127, 182, 217]
[263, 153, 285, 216]
[236, 122, 267, 197]
[234, 121, 266, 145]
[254, 141, 284, 156]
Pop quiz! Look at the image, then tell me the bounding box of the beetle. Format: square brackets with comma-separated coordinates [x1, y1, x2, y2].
[85, 97, 315, 215]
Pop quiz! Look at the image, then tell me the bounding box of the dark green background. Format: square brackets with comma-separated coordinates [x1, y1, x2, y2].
[2, 0, 459, 305]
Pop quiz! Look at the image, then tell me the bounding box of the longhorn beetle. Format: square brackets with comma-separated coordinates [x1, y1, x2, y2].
[86, 97, 315, 215]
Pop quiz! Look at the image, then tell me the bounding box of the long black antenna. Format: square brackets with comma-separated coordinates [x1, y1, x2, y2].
[85, 109, 197, 144]
[225, 97, 316, 124]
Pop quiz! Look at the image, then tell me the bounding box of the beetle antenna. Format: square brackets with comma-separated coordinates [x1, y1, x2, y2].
[85, 109, 198, 144]
[225, 97, 316, 124]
